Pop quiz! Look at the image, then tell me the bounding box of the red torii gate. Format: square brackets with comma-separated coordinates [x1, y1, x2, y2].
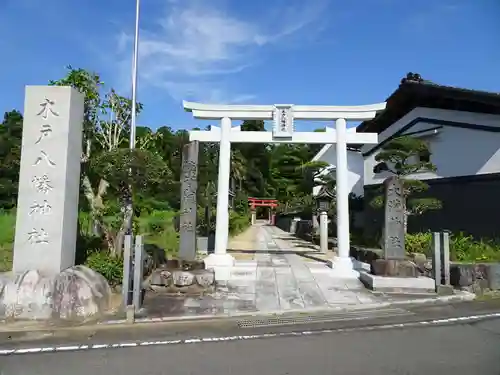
[248, 197, 278, 225]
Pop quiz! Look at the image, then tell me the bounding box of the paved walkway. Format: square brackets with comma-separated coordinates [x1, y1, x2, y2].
[140, 224, 464, 319]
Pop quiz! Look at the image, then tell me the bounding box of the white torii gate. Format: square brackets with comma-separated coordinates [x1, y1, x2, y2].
[184, 101, 386, 280]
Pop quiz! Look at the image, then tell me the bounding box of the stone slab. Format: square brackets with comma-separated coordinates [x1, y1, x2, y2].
[13, 86, 84, 275]
[296, 281, 326, 307]
[359, 272, 435, 294]
[255, 279, 279, 312]
[275, 273, 305, 310]
[230, 267, 257, 281]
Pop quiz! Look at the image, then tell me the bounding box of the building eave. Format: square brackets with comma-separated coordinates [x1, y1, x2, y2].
[357, 75, 500, 135]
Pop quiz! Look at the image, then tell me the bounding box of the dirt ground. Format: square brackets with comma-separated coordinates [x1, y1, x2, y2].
[227, 226, 259, 260]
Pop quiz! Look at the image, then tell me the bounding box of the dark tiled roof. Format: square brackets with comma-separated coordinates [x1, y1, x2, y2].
[357, 72, 500, 134]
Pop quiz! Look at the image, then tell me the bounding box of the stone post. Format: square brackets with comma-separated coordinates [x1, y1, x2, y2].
[319, 210, 328, 253]
[432, 231, 453, 294]
[133, 235, 144, 311]
[179, 141, 199, 261]
[122, 234, 133, 307]
[13, 86, 84, 275]
[251, 209, 256, 225]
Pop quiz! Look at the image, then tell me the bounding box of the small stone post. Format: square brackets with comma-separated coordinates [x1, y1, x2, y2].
[122, 234, 133, 307]
[251, 209, 256, 225]
[432, 232, 441, 286]
[432, 232, 453, 294]
[319, 211, 328, 254]
[133, 235, 144, 311]
[441, 231, 451, 286]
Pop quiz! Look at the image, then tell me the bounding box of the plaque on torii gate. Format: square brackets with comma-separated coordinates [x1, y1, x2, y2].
[183, 100, 385, 280]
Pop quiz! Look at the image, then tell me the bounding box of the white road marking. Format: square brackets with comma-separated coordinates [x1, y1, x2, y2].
[1, 312, 499, 356]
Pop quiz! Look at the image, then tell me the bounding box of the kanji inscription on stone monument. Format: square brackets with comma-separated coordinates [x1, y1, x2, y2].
[383, 176, 406, 260]
[13, 86, 84, 274]
[179, 141, 199, 261]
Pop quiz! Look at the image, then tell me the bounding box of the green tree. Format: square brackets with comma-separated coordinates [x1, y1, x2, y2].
[0, 111, 23, 209]
[370, 136, 442, 232]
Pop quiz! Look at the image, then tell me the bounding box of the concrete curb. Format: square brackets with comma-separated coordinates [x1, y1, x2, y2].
[2, 310, 500, 356]
[0, 291, 476, 334]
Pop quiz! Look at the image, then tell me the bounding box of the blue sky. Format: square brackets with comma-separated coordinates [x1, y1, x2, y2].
[1, 0, 499, 131]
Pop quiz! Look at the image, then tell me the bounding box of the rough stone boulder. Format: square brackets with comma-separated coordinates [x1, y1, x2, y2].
[0, 265, 112, 321]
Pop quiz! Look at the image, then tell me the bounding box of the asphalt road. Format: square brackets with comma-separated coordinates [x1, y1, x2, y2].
[2, 316, 500, 375]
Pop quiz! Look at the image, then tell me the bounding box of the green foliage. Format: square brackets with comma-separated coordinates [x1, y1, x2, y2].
[405, 232, 433, 255]
[84, 251, 123, 286]
[0, 210, 15, 272]
[229, 211, 251, 236]
[405, 232, 500, 262]
[374, 136, 436, 176]
[370, 136, 442, 219]
[138, 210, 179, 256]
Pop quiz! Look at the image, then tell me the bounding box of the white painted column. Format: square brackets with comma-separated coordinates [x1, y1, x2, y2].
[203, 117, 234, 278]
[251, 210, 256, 225]
[328, 118, 357, 278]
[319, 211, 328, 253]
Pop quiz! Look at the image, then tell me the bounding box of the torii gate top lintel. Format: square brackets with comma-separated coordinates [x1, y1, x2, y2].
[183, 100, 387, 121]
[184, 101, 386, 145]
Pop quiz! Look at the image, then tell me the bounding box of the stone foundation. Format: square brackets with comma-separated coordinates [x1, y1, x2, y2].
[371, 259, 420, 278]
[147, 260, 216, 294]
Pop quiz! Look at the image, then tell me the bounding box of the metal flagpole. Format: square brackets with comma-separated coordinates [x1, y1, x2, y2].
[127, 0, 141, 235]
[130, 0, 140, 150]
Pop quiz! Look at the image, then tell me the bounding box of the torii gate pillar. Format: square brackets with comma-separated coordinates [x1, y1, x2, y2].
[184, 101, 385, 281]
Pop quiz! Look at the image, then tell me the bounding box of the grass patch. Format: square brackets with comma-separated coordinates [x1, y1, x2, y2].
[0, 210, 15, 272]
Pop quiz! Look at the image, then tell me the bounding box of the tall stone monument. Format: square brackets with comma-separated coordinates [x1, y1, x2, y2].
[383, 176, 405, 260]
[371, 176, 418, 277]
[13, 86, 84, 275]
[179, 141, 199, 260]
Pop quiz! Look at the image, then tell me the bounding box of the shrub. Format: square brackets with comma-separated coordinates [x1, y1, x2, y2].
[405, 232, 432, 256]
[138, 210, 179, 256]
[451, 232, 500, 262]
[405, 231, 500, 262]
[84, 251, 123, 286]
[229, 211, 250, 236]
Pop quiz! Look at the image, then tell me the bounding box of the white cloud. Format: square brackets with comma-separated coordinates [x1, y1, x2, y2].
[113, 0, 329, 103]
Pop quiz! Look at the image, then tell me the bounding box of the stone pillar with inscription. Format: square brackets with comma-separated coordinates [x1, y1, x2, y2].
[371, 176, 418, 277]
[383, 176, 405, 260]
[179, 141, 199, 261]
[12, 86, 84, 275]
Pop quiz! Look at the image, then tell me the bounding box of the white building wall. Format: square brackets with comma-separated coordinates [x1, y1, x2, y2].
[313, 145, 365, 197]
[363, 108, 500, 186]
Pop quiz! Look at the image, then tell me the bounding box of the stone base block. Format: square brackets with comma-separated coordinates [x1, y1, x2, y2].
[359, 271, 436, 294]
[371, 259, 420, 277]
[436, 284, 455, 296]
[203, 253, 235, 282]
[327, 256, 360, 279]
[0, 265, 112, 321]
